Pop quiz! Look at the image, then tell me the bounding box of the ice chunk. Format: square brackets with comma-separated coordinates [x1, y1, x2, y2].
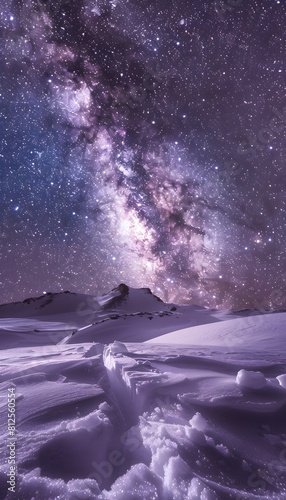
[277, 373, 286, 389]
[151, 442, 177, 477]
[188, 477, 217, 499]
[105, 341, 129, 356]
[66, 408, 110, 432]
[99, 402, 112, 412]
[185, 426, 207, 446]
[163, 456, 191, 496]
[236, 369, 267, 390]
[188, 477, 204, 497]
[103, 463, 163, 499]
[84, 344, 104, 357]
[189, 412, 208, 432]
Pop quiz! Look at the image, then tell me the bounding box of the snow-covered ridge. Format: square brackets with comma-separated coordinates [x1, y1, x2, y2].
[0, 284, 225, 348]
[0, 284, 168, 319]
[0, 291, 96, 318]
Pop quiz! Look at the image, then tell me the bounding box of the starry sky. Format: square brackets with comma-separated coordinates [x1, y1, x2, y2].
[1, 0, 286, 309]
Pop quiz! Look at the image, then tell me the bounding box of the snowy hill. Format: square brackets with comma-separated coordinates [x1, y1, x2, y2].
[0, 291, 99, 319]
[147, 311, 286, 352]
[0, 285, 227, 348]
[0, 285, 286, 499]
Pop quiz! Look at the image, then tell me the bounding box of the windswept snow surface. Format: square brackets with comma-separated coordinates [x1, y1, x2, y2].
[146, 312, 286, 352]
[0, 287, 286, 499]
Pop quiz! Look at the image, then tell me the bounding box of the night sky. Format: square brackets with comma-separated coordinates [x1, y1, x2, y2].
[1, 0, 286, 309]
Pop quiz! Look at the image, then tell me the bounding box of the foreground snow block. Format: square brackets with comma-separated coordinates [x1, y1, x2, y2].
[236, 369, 267, 390]
[108, 341, 129, 355]
[103, 342, 168, 422]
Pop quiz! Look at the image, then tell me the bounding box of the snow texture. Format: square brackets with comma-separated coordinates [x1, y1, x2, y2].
[0, 286, 286, 499]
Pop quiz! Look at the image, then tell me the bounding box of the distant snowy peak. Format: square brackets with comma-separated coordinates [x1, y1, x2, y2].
[98, 283, 165, 312]
[97, 283, 130, 308]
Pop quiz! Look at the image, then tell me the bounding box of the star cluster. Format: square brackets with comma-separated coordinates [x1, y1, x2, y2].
[1, 0, 286, 309]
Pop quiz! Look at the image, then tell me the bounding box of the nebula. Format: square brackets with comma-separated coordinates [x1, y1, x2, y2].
[1, 0, 285, 309]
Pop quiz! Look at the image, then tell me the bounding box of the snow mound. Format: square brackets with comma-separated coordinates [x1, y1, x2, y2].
[189, 412, 208, 432]
[147, 311, 286, 352]
[236, 369, 267, 390]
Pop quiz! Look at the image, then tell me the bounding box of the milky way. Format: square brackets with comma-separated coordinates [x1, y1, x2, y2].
[1, 0, 286, 308]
